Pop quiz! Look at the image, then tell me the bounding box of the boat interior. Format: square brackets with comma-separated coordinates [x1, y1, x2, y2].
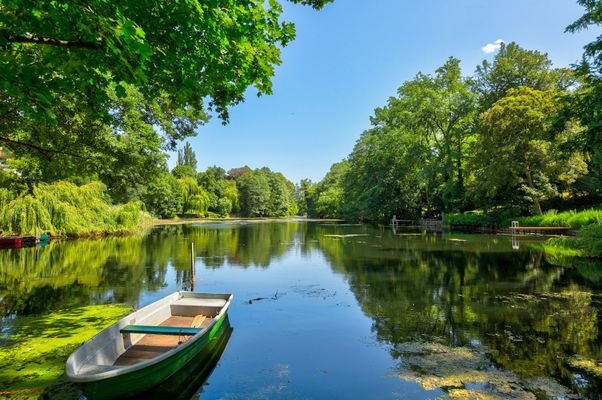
[115, 313, 213, 366]
[68, 293, 229, 377]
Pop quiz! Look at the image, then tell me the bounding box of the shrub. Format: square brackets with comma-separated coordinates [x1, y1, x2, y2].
[444, 213, 494, 226]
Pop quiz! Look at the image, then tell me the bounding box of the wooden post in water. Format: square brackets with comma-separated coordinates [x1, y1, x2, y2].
[190, 242, 195, 291]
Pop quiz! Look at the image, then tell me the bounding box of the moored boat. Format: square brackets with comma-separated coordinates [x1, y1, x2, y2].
[0, 234, 50, 249]
[0, 236, 23, 248]
[65, 291, 233, 399]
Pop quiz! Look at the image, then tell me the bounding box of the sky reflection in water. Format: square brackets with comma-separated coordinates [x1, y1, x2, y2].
[1, 222, 601, 399]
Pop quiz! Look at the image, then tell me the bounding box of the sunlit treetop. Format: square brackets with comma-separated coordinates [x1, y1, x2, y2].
[0, 0, 332, 126]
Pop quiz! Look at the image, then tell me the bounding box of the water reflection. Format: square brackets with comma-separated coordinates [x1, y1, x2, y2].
[1, 222, 602, 398]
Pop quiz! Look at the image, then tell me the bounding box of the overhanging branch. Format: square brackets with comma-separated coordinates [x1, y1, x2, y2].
[0, 136, 84, 159]
[2, 33, 99, 49]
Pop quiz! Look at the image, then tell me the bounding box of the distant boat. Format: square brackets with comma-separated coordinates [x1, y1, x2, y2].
[0, 236, 23, 248]
[65, 292, 233, 400]
[0, 234, 50, 249]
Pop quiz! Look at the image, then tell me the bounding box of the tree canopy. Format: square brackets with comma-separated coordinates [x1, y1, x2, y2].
[0, 0, 331, 160]
[307, 41, 595, 221]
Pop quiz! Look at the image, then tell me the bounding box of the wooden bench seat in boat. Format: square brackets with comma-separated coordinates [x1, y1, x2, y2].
[120, 325, 201, 336]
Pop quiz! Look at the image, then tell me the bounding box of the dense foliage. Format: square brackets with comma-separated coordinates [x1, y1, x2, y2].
[0, 181, 150, 236]
[236, 167, 298, 217]
[306, 41, 600, 223]
[0, 0, 331, 130]
[0, 0, 328, 232]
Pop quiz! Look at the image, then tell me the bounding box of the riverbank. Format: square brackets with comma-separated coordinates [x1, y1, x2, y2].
[152, 217, 345, 226]
[443, 209, 602, 258]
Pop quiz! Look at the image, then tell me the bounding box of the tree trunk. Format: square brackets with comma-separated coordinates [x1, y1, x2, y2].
[525, 168, 543, 215]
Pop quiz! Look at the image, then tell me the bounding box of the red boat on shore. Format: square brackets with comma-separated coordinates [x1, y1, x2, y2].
[0, 235, 48, 249]
[0, 236, 24, 248]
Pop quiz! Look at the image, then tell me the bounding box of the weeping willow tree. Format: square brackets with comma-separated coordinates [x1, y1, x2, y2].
[0, 181, 150, 236]
[178, 178, 210, 216]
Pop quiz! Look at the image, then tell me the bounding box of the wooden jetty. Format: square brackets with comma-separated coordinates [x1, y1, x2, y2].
[390, 216, 574, 236]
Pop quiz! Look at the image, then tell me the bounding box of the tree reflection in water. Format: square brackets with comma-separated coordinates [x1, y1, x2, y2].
[1, 222, 601, 398]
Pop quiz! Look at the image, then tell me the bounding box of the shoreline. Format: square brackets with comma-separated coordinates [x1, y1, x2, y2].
[152, 217, 346, 226]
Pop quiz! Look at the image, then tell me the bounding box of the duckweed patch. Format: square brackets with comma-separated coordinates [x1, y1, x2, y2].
[0, 304, 130, 398]
[568, 355, 602, 378]
[396, 342, 577, 399]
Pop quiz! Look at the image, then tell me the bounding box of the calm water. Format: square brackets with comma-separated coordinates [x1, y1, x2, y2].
[1, 221, 602, 399]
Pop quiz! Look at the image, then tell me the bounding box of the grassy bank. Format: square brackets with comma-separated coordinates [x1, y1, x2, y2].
[445, 208, 602, 229]
[544, 223, 602, 258]
[0, 181, 151, 237]
[0, 304, 130, 399]
[445, 209, 602, 259]
[515, 209, 602, 229]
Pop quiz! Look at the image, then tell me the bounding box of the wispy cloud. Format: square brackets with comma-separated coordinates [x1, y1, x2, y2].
[481, 39, 504, 54]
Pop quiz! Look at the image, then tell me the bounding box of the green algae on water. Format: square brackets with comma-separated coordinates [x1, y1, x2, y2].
[396, 342, 578, 399]
[0, 304, 130, 399]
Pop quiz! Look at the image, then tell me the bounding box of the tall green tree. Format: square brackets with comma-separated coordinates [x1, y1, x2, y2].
[295, 179, 313, 216]
[0, 0, 332, 172]
[474, 42, 574, 109]
[177, 142, 197, 172]
[309, 161, 349, 219]
[563, 0, 602, 196]
[4, 84, 178, 204]
[392, 57, 476, 211]
[477, 87, 587, 215]
[341, 58, 477, 219]
[237, 171, 271, 217]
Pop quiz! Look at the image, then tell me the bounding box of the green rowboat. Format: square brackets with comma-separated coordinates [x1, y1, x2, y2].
[65, 291, 233, 399]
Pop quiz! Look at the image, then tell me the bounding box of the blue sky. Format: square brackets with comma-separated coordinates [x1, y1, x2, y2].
[169, 0, 597, 183]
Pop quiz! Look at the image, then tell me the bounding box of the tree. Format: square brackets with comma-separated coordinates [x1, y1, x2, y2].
[566, 0, 602, 75]
[309, 161, 349, 219]
[143, 172, 182, 219]
[0, 0, 331, 127]
[177, 142, 197, 172]
[477, 87, 587, 215]
[474, 42, 573, 109]
[338, 58, 477, 220]
[178, 177, 210, 216]
[171, 165, 196, 180]
[228, 166, 252, 180]
[215, 198, 233, 218]
[295, 179, 313, 216]
[391, 57, 477, 211]
[3, 84, 181, 205]
[237, 171, 271, 217]
[198, 166, 227, 210]
[563, 1, 602, 196]
[224, 180, 240, 215]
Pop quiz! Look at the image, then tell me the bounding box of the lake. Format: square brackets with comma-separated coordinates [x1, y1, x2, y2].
[1, 221, 601, 399]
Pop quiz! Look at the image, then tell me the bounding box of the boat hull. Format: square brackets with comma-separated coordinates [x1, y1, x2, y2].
[139, 316, 233, 400]
[81, 313, 228, 400]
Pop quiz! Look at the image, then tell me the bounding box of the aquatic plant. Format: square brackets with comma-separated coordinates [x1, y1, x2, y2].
[0, 304, 130, 398]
